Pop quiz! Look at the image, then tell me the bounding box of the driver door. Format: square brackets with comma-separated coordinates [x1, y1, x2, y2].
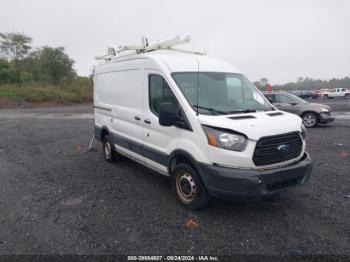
[142, 71, 181, 175]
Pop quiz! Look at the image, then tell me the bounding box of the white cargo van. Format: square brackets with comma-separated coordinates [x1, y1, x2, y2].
[93, 36, 312, 210]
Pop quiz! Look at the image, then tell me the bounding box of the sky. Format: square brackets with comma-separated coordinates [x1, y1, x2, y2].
[1, 0, 349, 84]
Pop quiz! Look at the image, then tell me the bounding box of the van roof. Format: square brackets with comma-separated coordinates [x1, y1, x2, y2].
[146, 50, 241, 73]
[96, 50, 241, 74]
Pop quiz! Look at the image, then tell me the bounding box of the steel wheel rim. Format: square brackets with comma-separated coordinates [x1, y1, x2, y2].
[303, 114, 316, 127]
[176, 171, 197, 204]
[104, 141, 112, 159]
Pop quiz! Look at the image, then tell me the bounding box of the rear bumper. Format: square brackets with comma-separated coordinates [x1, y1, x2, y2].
[198, 153, 312, 201]
[319, 113, 335, 124]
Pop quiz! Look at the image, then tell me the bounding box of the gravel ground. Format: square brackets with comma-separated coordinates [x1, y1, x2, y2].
[0, 103, 349, 256]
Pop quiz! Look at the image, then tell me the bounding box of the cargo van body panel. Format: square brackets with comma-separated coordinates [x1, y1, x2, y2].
[94, 59, 146, 164]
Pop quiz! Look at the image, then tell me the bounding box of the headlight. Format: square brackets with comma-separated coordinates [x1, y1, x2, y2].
[301, 124, 307, 139]
[320, 108, 329, 112]
[202, 125, 248, 151]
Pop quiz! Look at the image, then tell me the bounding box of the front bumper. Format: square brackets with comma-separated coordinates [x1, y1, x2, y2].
[319, 113, 335, 124]
[198, 153, 312, 201]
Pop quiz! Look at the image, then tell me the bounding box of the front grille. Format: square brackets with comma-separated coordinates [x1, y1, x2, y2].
[253, 132, 303, 166]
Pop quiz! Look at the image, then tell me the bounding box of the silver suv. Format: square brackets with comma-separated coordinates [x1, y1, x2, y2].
[264, 92, 335, 128]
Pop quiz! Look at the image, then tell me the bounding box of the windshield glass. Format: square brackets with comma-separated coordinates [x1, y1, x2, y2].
[172, 72, 272, 115]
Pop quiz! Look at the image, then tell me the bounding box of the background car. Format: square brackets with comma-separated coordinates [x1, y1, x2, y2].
[322, 88, 350, 99]
[264, 92, 335, 127]
[291, 90, 318, 99]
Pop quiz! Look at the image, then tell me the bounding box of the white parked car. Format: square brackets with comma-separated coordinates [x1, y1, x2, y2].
[323, 88, 350, 99]
[93, 36, 312, 210]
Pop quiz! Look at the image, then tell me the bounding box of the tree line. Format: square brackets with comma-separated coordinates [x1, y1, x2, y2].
[0, 32, 78, 85]
[254, 76, 350, 91]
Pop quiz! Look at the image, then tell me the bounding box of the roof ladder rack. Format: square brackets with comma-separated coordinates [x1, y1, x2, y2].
[95, 35, 206, 61]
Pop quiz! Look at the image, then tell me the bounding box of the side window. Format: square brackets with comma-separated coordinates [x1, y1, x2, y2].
[341, 88, 346, 92]
[276, 94, 294, 103]
[149, 75, 178, 116]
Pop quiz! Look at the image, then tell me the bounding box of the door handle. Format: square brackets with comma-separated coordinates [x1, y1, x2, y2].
[144, 119, 151, 124]
[134, 116, 141, 121]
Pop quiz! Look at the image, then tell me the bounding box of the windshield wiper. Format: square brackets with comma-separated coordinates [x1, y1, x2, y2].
[193, 105, 227, 115]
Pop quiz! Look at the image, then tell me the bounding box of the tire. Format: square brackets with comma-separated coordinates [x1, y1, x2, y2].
[323, 94, 328, 99]
[102, 135, 119, 163]
[345, 94, 349, 99]
[302, 112, 318, 128]
[172, 163, 210, 210]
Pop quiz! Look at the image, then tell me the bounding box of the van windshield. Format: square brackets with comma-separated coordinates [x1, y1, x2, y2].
[172, 72, 272, 115]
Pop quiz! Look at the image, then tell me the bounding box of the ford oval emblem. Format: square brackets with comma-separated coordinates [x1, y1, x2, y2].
[277, 144, 290, 153]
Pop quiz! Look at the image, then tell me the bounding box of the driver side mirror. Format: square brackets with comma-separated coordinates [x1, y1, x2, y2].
[159, 102, 178, 126]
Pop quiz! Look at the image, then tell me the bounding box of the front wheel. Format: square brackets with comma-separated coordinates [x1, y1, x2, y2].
[323, 94, 328, 99]
[172, 163, 210, 210]
[345, 94, 349, 99]
[302, 112, 318, 128]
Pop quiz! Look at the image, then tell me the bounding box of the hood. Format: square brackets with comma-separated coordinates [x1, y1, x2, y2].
[198, 111, 302, 141]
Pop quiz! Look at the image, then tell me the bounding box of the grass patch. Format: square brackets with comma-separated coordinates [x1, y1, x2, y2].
[0, 83, 92, 104]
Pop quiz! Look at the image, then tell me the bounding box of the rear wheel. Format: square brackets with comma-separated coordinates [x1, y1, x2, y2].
[323, 94, 328, 99]
[172, 163, 210, 210]
[345, 93, 349, 99]
[102, 135, 119, 162]
[302, 112, 318, 128]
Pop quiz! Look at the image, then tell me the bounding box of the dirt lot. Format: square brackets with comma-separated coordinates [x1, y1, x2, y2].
[0, 103, 349, 256]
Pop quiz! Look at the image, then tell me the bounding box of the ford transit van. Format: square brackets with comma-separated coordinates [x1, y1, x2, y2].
[93, 36, 312, 210]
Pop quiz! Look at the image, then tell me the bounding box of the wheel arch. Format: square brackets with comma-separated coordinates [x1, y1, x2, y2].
[167, 150, 202, 177]
[95, 125, 110, 141]
[301, 110, 319, 118]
